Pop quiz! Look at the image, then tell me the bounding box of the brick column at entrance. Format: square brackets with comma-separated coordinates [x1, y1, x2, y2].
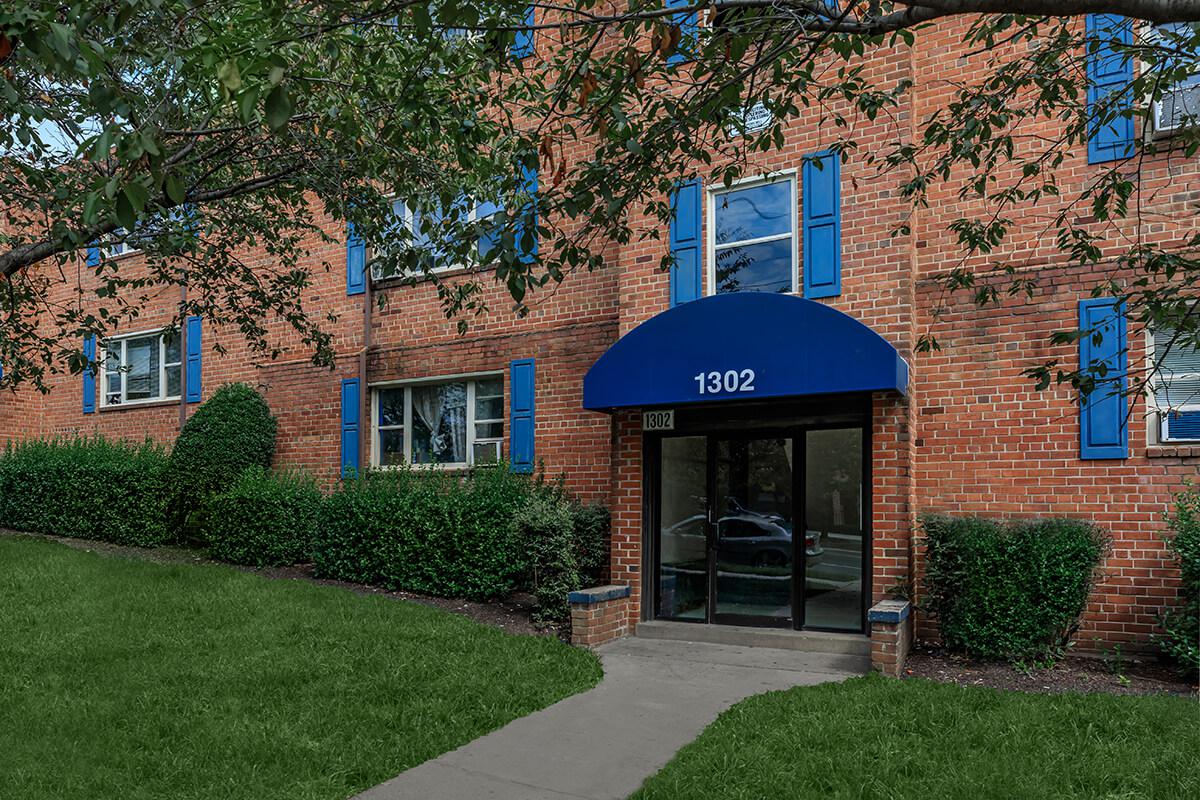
[569, 585, 634, 647]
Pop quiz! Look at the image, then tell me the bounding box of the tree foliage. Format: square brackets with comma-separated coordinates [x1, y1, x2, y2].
[2, 1, 1200, 402]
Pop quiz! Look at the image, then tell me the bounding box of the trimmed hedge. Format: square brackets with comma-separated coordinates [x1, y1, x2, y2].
[205, 467, 321, 567]
[165, 383, 277, 539]
[313, 466, 533, 601]
[922, 515, 1108, 660]
[0, 437, 169, 546]
[1157, 488, 1200, 677]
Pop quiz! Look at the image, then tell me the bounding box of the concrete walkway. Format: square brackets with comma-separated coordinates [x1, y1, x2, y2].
[355, 636, 867, 800]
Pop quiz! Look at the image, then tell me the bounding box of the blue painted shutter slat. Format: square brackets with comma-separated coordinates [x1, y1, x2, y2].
[669, 178, 702, 306]
[1079, 298, 1128, 459]
[86, 246, 100, 267]
[518, 162, 538, 263]
[340, 378, 361, 476]
[512, 6, 535, 59]
[346, 222, 366, 296]
[510, 358, 535, 474]
[185, 315, 202, 403]
[82, 335, 96, 414]
[1086, 14, 1135, 164]
[666, 0, 698, 65]
[803, 150, 842, 298]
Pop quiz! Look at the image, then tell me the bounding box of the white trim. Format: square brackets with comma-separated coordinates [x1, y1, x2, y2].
[1145, 326, 1200, 444]
[370, 197, 491, 282]
[705, 170, 799, 297]
[369, 372, 504, 469]
[99, 326, 181, 408]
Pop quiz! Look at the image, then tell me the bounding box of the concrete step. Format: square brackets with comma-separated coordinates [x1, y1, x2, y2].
[635, 620, 872, 657]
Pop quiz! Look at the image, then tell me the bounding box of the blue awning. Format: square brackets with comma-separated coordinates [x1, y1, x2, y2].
[583, 293, 908, 412]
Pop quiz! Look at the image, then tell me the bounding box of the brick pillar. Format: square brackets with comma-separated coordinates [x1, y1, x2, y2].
[569, 585, 634, 648]
[868, 599, 913, 677]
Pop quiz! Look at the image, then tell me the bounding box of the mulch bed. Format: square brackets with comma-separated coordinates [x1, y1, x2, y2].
[4, 530, 565, 640]
[903, 643, 1197, 698]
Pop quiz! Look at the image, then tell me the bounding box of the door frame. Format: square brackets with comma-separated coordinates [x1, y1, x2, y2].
[642, 397, 873, 633]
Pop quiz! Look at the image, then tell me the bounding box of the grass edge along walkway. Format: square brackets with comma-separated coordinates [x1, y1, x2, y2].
[0, 535, 601, 800]
[632, 672, 1199, 800]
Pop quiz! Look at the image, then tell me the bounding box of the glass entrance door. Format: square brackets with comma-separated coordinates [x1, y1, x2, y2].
[712, 436, 794, 626]
[652, 422, 867, 632]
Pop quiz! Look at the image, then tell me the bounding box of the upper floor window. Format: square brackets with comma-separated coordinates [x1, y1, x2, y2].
[1150, 327, 1200, 442]
[101, 329, 181, 407]
[1149, 22, 1200, 134]
[372, 375, 503, 468]
[371, 196, 502, 281]
[709, 176, 797, 295]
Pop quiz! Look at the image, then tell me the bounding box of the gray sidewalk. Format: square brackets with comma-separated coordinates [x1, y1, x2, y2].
[355, 636, 867, 800]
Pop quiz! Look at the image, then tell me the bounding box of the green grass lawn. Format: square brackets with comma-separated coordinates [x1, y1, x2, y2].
[0, 536, 601, 800]
[633, 675, 1199, 800]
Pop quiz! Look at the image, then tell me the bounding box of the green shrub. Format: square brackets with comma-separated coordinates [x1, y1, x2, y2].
[0, 436, 169, 546]
[164, 383, 277, 539]
[570, 502, 610, 587]
[1156, 488, 1200, 678]
[204, 467, 321, 567]
[518, 493, 583, 624]
[921, 515, 1108, 660]
[313, 465, 533, 600]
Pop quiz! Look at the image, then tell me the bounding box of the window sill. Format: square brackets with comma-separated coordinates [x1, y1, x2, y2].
[99, 398, 181, 413]
[1146, 445, 1200, 458]
[371, 262, 497, 289]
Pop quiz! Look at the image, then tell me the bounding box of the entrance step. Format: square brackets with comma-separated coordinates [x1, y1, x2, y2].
[635, 620, 871, 657]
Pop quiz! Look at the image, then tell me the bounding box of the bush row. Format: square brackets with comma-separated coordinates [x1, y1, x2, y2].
[921, 515, 1109, 660]
[1157, 488, 1200, 677]
[0, 436, 171, 546]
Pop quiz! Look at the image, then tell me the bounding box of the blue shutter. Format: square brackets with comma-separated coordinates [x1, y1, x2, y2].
[666, 0, 698, 65]
[509, 358, 535, 474]
[512, 6, 535, 59]
[1079, 298, 1128, 459]
[1086, 14, 1135, 164]
[476, 199, 502, 261]
[517, 162, 539, 263]
[185, 315, 202, 403]
[669, 178, 702, 306]
[86, 246, 99, 267]
[803, 150, 842, 298]
[340, 378, 361, 477]
[82, 335, 96, 414]
[346, 222, 366, 296]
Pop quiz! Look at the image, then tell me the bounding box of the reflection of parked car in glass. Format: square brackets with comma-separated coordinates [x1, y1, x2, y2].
[662, 511, 823, 568]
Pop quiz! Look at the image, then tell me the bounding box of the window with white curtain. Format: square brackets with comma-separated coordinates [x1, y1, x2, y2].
[1150, 327, 1200, 442]
[373, 376, 503, 467]
[100, 329, 182, 407]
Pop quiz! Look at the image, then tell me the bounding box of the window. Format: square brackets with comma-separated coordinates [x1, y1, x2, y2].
[372, 375, 503, 467]
[370, 197, 501, 282]
[1150, 328, 1200, 442]
[1150, 22, 1200, 133]
[709, 176, 797, 295]
[100, 329, 182, 407]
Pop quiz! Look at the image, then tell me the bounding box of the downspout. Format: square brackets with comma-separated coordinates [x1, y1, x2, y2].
[178, 282, 188, 432]
[359, 270, 372, 469]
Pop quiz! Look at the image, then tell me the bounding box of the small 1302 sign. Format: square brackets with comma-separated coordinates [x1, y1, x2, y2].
[643, 409, 675, 431]
[694, 369, 756, 395]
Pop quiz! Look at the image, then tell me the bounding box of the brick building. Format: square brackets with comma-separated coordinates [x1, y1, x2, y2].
[3, 13, 1196, 663]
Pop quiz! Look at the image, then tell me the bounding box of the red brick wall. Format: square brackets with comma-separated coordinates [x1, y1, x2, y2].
[4, 20, 1196, 655]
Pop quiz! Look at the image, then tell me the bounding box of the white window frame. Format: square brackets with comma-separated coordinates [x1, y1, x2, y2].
[1142, 22, 1200, 135]
[369, 372, 504, 469]
[99, 327, 182, 408]
[1145, 327, 1200, 444]
[705, 171, 799, 297]
[370, 197, 498, 282]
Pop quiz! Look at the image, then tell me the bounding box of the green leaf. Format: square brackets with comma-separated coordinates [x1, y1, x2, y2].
[115, 192, 136, 230]
[164, 174, 186, 205]
[264, 85, 293, 131]
[218, 60, 242, 92]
